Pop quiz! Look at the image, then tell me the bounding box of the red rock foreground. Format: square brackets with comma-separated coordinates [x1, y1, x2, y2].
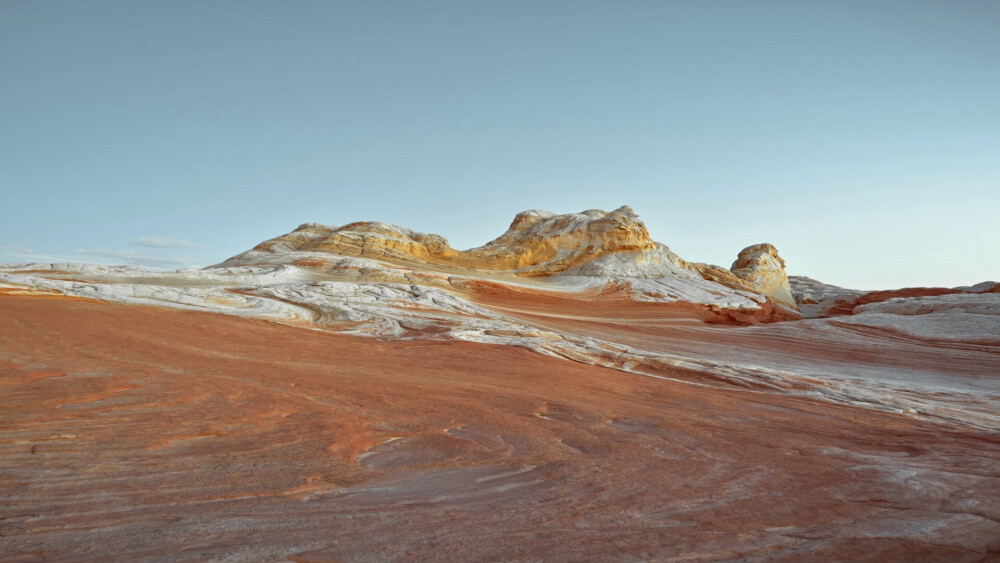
[2, 295, 999, 561]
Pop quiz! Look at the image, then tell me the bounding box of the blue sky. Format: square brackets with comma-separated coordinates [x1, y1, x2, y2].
[1, 1, 997, 289]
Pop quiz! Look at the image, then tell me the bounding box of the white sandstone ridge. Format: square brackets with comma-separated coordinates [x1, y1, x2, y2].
[0, 206, 803, 336]
[222, 206, 671, 276]
[3, 206, 1000, 430]
[789, 275, 1000, 318]
[217, 205, 800, 317]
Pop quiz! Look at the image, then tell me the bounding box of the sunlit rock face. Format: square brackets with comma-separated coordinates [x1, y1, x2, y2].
[229, 206, 661, 276]
[215, 206, 799, 319]
[730, 243, 796, 310]
[2, 206, 999, 560]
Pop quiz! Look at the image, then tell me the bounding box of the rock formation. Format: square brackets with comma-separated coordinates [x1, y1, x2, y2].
[788, 275, 865, 317]
[218, 206, 799, 319]
[729, 243, 796, 310]
[789, 275, 1000, 318]
[231, 206, 667, 276]
[3, 205, 999, 560]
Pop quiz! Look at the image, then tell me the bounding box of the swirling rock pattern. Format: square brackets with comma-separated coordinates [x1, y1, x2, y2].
[2, 206, 999, 560]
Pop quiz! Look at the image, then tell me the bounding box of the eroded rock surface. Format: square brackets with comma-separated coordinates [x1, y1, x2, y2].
[730, 243, 796, 310]
[2, 297, 999, 562]
[790, 275, 1000, 318]
[2, 206, 999, 560]
[215, 206, 799, 317]
[226, 205, 672, 277]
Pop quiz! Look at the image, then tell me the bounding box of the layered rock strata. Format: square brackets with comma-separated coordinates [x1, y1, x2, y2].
[2, 206, 997, 430]
[216, 206, 798, 319]
[730, 243, 796, 310]
[229, 206, 671, 277]
[3, 296, 999, 561]
[2, 205, 999, 560]
[790, 275, 1000, 318]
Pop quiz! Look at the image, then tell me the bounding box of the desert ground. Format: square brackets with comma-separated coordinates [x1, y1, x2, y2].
[3, 208, 999, 561]
[3, 294, 999, 562]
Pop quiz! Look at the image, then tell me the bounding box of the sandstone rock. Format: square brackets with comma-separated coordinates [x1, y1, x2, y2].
[788, 275, 865, 318]
[5, 296, 1000, 561]
[4, 207, 809, 325]
[845, 293, 1000, 345]
[788, 276, 863, 304]
[4, 207, 1000, 562]
[729, 243, 797, 311]
[690, 262, 758, 293]
[225, 206, 665, 277]
[560, 243, 695, 279]
[790, 276, 1000, 318]
[209, 207, 804, 320]
[957, 280, 1000, 293]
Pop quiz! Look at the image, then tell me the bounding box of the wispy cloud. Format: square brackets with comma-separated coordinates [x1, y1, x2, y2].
[0, 245, 81, 264]
[0, 245, 200, 270]
[133, 236, 199, 249]
[77, 249, 201, 269]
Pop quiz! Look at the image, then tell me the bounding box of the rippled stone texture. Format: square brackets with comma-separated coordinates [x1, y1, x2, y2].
[2, 296, 999, 561]
[234, 206, 663, 276]
[1, 206, 999, 560]
[217, 206, 797, 315]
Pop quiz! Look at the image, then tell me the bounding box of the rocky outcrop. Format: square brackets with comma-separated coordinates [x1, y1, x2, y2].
[845, 293, 1000, 345]
[789, 275, 1000, 318]
[228, 206, 674, 277]
[729, 243, 796, 310]
[690, 262, 758, 293]
[5, 206, 807, 325]
[478, 207, 655, 275]
[788, 276, 865, 318]
[690, 245, 799, 314]
[5, 207, 1000, 562]
[217, 206, 804, 318]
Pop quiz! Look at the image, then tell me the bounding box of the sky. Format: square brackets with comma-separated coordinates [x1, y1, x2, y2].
[1, 1, 998, 289]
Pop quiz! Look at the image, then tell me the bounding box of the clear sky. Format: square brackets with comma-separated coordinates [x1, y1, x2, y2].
[2, 1, 998, 289]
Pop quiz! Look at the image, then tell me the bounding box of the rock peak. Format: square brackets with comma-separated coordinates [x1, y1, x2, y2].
[730, 243, 795, 309]
[233, 207, 658, 277]
[218, 207, 799, 317]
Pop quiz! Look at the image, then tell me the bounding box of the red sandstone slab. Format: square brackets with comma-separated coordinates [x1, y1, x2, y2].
[2, 296, 999, 561]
